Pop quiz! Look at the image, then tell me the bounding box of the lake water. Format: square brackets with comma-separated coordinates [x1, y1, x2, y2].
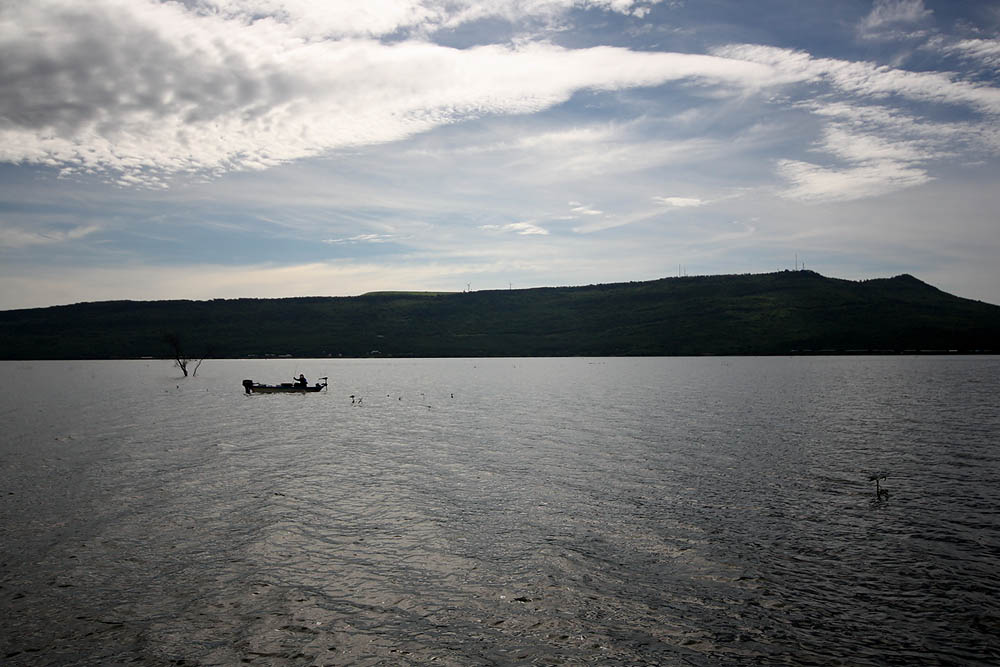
[1, 356, 998, 665]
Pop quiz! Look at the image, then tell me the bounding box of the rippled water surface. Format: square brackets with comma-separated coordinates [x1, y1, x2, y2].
[1, 357, 999, 665]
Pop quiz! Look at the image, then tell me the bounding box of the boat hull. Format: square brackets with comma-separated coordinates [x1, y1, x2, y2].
[243, 378, 328, 394]
[249, 385, 325, 393]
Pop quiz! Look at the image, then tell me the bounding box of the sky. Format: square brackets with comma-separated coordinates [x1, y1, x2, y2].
[1, 0, 999, 310]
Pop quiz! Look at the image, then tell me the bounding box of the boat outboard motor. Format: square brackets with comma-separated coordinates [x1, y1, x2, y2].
[242, 379, 254, 394]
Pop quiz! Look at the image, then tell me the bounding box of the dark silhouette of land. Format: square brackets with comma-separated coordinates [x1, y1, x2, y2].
[1, 271, 997, 359]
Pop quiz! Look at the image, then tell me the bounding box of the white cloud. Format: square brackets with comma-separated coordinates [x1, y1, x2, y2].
[451, 122, 733, 185]
[568, 202, 603, 216]
[714, 44, 1000, 115]
[777, 158, 931, 202]
[943, 38, 1000, 70]
[570, 208, 661, 234]
[858, 0, 933, 40]
[0, 1, 795, 186]
[809, 101, 1000, 154]
[0, 223, 101, 248]
[701, 43, 1000, 201]
[653, 196, 704, 207]
[776, 98, 1000, 201]
[324, 233, 395, 244]
[775, 115, 935, 202]
[821, 124, 931, 163]
[480, 221, 549, 235]
[18, 2, 993, 200]
[192, 0, 665, 38]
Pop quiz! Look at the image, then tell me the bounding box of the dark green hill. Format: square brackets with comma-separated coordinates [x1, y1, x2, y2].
[1, 271, 998, 359]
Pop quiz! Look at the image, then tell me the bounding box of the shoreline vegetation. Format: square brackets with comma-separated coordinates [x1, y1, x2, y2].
[1, 271, 998, 360]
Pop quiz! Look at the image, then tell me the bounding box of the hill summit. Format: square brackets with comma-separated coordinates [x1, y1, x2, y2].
[1, 271, 998, 359]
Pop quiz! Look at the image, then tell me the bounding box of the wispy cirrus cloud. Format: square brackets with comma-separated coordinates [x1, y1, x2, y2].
[775, 116, 936, 203]
[774, 95, 1000, 202]
[940, 38, 1000, 71]
[480, 221, 549, 235]
[713, 44, 1000, 115]
[0, 222, 101, 249]
[190, 0, 666, 38]
[653, 196, 705, 208]
[857, 0, 933, 41]
[776, 159, 931, 203]
[568, 202, 603, 216]
[323, 233, 396, 244]
[701, 43, 1000, 202]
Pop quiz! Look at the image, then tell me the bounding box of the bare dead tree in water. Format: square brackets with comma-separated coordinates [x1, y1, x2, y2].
[164, 332, 204, 377]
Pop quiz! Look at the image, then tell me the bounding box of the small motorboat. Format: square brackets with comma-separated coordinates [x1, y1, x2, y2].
[242, 377, 328, 394]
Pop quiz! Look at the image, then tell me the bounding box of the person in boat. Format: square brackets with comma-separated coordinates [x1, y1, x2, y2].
[294, 373, 308, 387]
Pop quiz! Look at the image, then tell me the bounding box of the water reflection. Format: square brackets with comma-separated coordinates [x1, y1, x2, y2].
[1, 357, 999, 665]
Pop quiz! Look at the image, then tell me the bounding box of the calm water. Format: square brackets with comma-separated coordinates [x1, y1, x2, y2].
[1, 357, 998, 665]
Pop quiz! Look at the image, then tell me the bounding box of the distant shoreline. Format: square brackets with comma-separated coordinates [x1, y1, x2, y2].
[6, 350, 998, 362]
[3, 271, 999, 360]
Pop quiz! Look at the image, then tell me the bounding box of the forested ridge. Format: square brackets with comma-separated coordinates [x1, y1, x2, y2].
[2, 271, 998, 359]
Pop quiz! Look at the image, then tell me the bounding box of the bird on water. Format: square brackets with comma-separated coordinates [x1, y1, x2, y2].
[869, 472, 888, 499]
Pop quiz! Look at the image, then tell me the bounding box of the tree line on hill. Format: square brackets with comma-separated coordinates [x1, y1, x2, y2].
[1, 271, 998, 360]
